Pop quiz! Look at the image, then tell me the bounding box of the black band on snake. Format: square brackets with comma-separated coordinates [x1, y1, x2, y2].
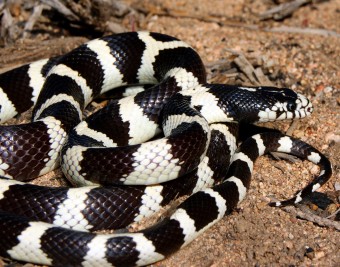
[0, 32, 332, 266]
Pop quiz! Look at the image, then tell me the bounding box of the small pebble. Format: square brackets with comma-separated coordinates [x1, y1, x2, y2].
[326, 203, 338, 214]
[310, 165, 319, 175]
[294, 249, 305, 261]
[325, 133, 340, 143]
[314, 251, 325, 259]
[285, 240, 294, 249]
[308, 203, 319, 211]
[315, 84, 325, 92]
[321, 144, 329, 150]
[246, 249, 254, 260]
[324, 86, 333, 93]
[335, 182, 340, 191]
[294, 130, 304, 138]
[304, 246, 315, 259]
[290, 217, 298, 223]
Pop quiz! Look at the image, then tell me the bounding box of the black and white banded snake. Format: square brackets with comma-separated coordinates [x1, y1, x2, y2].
[0, 32, 332, 266]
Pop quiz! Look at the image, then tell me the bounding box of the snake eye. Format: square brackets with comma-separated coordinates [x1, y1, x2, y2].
[287, 102, 297, 111]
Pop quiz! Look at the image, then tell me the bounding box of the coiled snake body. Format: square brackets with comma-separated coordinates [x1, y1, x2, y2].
[0, 32, 332, 266]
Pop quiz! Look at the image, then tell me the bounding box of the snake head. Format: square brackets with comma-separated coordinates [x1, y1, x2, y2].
[255, 87, 313, 122]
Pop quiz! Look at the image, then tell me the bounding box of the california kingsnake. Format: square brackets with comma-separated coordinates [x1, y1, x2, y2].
[0, 32, 332, 266]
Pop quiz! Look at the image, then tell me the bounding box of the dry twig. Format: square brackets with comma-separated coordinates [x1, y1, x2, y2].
[286, 204, 340, 230]
[23, 4, 45, 38]
[270, 152, 299, 163]
[41, 0, 79, 21]
[227, 50, 274, 86]
[266, 26, 340, 37]
[259, 0, 312, 20]
[286, 120, 300, 136]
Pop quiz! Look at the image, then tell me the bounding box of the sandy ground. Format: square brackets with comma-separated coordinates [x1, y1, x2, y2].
[0, 0, 339, 266]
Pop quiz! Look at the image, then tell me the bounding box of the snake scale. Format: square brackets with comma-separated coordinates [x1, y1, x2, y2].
[0, 32, 332, 266]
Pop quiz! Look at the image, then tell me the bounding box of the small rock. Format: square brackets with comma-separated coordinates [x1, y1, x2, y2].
[335, 182, 340, 191]
[315, 84, 325, 92]
[324, 86, 333, 93]
[304, 246, 315, 259]
[290, 217, 298, 224]
[246, 248, 254, 260]
[325, 133, 340, 143]
[288, 233, 294, 240]
[294, 130, 304, 138]
[310, 165, 319, 175]
[285, 240, 294, 249]
[294, 249, 305, 261]
[300, 79, 308, 86]
[314, 251, 325, 259]
[308, 203, 319, 211]
[326, 203, 338, 214]
[234, 219, 248, 233]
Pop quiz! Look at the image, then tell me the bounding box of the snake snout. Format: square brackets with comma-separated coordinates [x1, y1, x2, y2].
[296, 93, 313, 118]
